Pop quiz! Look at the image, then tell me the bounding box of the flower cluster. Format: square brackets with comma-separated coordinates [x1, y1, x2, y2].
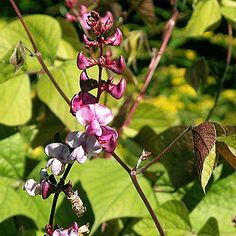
[24, 8, 126, 236]
[70, 9, 126, 153]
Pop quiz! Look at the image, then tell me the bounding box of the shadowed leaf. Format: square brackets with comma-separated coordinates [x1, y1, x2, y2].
[192, 122, 217, 193]
[217, 134, 236, 169]
[185, 58, 208, 91]
[134, 126, 197, 188]
[131, 0, 157, 25]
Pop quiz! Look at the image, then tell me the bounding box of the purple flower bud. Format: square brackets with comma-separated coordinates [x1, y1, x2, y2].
[103, 28, 122, 46]
[105, 56, 125, 74]
[41, 180, 53, 199]
[101, 11, 113, 32]
[97, 126, 118, 153]
[83, 34, 98, 47]
[80, 70, 98, 91]
[70, 91, 97, 116]
[107, 77, 126, 99]
[77, 52, 96, 70]
[24, 179, 41, 196]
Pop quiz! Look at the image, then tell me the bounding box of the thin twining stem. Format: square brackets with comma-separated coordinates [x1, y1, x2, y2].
[119, 10, 179, 133]
[10, 0, 71, 106]
[206, 23, 233, 121]
[137, 126, 192, 174]
[112, 152, 165, 236]
[49, 163, 73, 227]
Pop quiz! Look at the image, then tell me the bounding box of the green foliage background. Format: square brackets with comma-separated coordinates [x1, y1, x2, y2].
[0, 0, 236, 235]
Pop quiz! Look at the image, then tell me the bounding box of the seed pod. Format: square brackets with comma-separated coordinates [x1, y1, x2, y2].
[9, 41, 26, 71]
[67, 191, 86, 217]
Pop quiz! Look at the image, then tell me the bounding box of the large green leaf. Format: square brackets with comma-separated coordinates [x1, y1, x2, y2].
[184, 0, 222, 37]
[128, 102, 174, 135]
[0, 73, 31, 125]
[133, 200, 192, 236]
[220, 0, 236, 23]
[0, 133, 27, 180]
[0, 14, 61, 83]
[36, 61, 81, 130]
[67, 158, 157, 234]
[190, 173, 236, 235]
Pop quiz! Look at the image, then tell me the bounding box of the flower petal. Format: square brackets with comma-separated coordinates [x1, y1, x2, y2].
[66, 131, 85, 148]
[84, 134, 102, 156]
[47, 158, 65, 176]
[76, 104, 95, 126]
[24, 179, 41, 196]
[45, 143, 70, 161]
[86, 119, 102, 136]
[70, 146, 87, 163]
[94, 104, 113, 125]
[103, 28, 122, 46]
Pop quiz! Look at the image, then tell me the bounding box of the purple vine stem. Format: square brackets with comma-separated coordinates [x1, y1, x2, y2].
[119, 9, 179, 134]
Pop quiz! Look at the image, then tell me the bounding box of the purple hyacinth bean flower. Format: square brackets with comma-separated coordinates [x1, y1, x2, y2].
[98, 126, 118, 153]
[77, 52, 97, 70]
[103, 28, 122, 46]
[107, 77, 126, 99]
[105, 56, 125, 74]
[76, 103, 113, 136]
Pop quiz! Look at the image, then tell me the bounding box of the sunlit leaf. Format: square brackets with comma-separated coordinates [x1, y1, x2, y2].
[0, 133, 27, 180]
[0, 73, 31, 125]
[0, 15, 61, 84]
[133, 200, 192, 236]
[192, 122, 217, 193]
[36, 61, 81, 130]
[190, 173, 236, 235]
[184, 0, 222, 37]
[217, 134, 236, 169]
